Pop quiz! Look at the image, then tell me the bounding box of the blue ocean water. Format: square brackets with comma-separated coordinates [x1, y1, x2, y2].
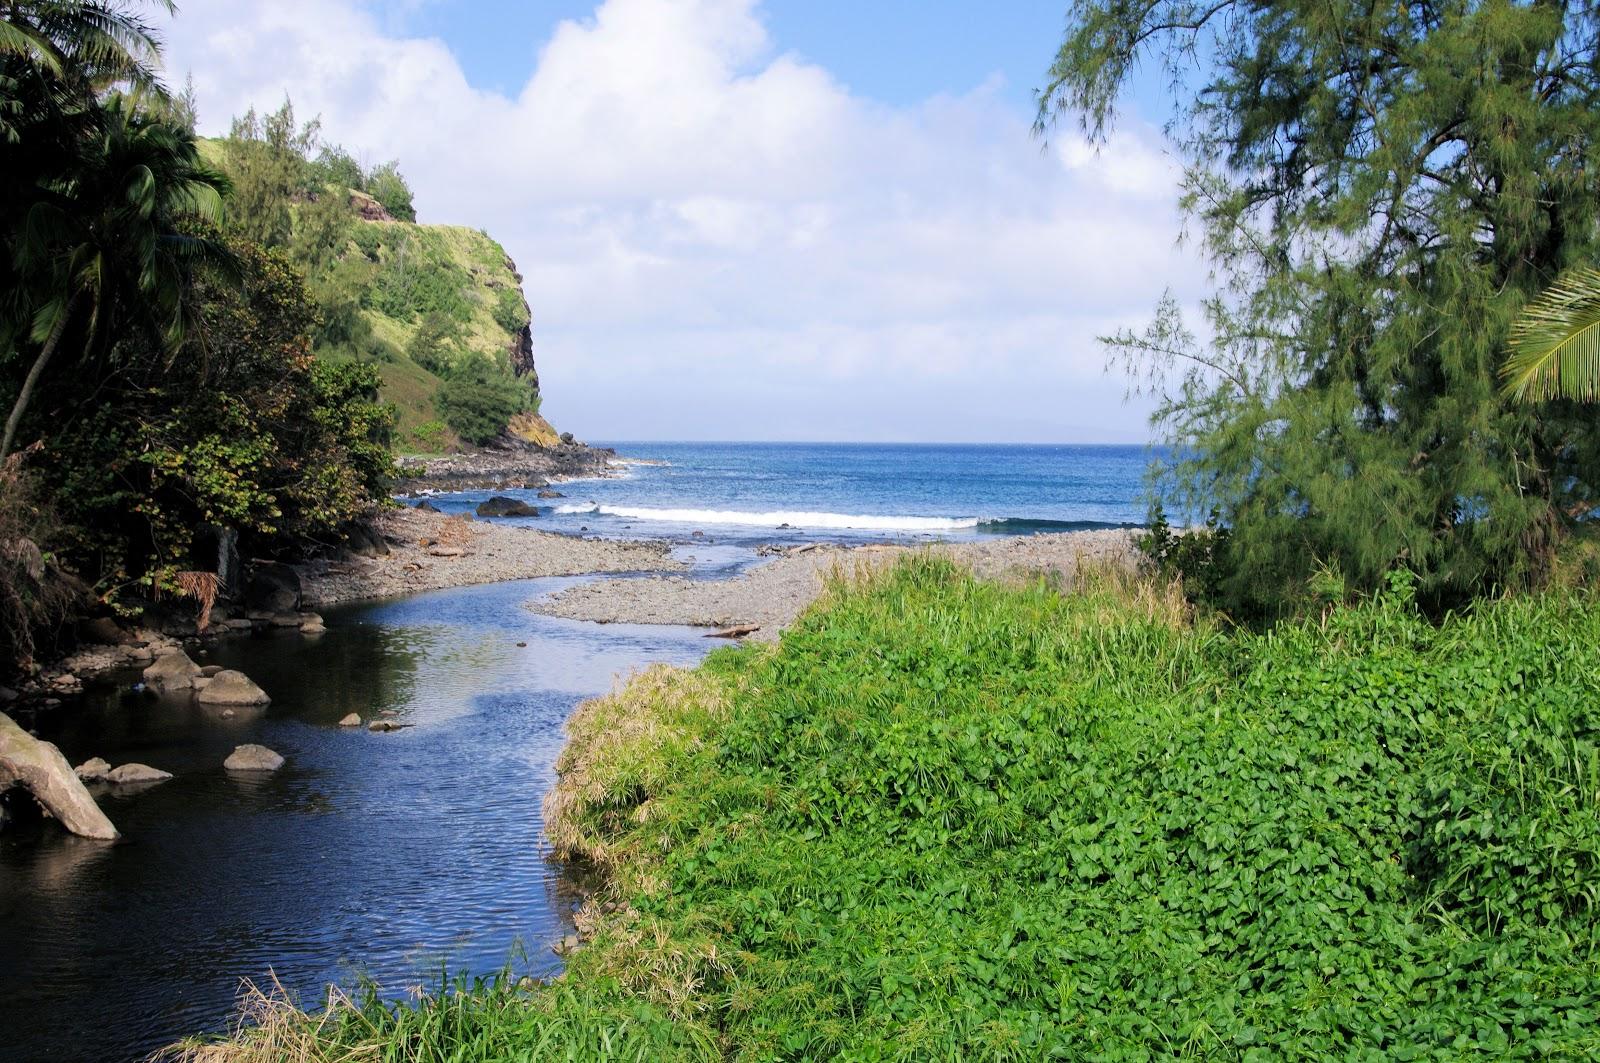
[420, 442, 1157, 545]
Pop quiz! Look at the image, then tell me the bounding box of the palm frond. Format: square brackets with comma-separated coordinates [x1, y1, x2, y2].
[1502, 266, 1600, 403]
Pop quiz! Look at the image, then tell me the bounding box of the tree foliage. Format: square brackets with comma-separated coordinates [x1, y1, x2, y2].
[1041, 0, 1600, 615]
[435, 362, 525, 445]
[40, 231, 393, 599]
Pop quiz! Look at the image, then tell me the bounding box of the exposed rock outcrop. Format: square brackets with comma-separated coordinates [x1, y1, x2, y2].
[143, 649, 202, 693]
[224, 744, 284, 772]
[196, 670, 271, 707]
[476, 496, 538, 518]
[105, 763, 172, 785]
[0, 713, 117, 840]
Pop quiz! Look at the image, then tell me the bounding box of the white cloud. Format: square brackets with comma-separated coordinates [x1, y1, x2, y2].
[163, 0, 1202, 442]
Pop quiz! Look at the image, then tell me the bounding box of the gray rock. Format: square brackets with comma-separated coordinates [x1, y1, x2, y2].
[414, 500, 441, 513]
[105, 763, 173, 785]
[199, 665, 225, 678]
[269, 613, 302, 628]
[224, 744, 284, 772]
[338, 713, 361, 727]
[196, 670, 271, 707]
[143, 650, 201, 693]
[552, 933, 581, 956]
[537, 489, 565, 499]
[0, 713, 118, 840]
[368, 720, 411, 732]
[74, 757, 111, 782]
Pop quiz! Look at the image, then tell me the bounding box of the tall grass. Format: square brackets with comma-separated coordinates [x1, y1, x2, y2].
[181, 557, 1600, 1060]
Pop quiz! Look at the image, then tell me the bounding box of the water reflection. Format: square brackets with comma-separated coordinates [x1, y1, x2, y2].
[0, 577, 713, 1063]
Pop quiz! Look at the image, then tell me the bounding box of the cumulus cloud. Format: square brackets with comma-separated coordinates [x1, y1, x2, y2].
[162, 0, 1202, 441]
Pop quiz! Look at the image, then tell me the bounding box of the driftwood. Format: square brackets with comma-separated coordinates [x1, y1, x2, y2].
[705, 624, 760, 639]
[0, 712, 118, 839]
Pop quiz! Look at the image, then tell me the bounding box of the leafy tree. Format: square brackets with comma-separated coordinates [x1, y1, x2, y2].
[1041, 0, 1600, 615]
[435, 362, 522, 445]
[1502, 267, 1600, 403]
[42, 231, 393, 596]
[3, 92, 233, 461]
[222, 98, 319, 248]
[309, 144, 365, 194]
[366, 160, 415, 222]
[492, 285, 530, 334]
[406, 311, 459, 376]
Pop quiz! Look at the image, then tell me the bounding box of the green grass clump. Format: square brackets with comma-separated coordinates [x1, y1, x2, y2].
[198, 559, 1600, 1060]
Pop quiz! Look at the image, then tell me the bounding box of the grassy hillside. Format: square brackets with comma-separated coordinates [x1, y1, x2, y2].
[199, 136, 548, 451]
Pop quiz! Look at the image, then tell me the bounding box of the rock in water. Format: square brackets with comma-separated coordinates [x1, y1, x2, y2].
[537, 489, 565, 499]
[143, 650, 202, 693]
[338, 713, 361, 727]
[196, 670, 271, 707]
[105, 763, 173, 785]
[475, 496, 537, 517]
[74, 757, 111, 782]
[0, 713, 118, 840]
[224, 745, 284, 772]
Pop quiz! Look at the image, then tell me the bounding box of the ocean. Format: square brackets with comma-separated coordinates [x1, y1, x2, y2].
[421, 441, 1159, 545]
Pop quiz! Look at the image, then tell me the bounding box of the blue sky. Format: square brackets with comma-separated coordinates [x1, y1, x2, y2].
[168, 1, 1203, 442]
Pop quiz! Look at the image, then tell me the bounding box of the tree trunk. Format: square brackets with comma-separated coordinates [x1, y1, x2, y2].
[0, 295, 77, 463]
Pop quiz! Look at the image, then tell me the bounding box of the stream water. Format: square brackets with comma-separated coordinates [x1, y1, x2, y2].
[0, 577, 715, 1063]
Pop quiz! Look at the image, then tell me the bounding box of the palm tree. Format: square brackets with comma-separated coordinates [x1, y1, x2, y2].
[1501, 267, 1600, 404]
[2, 93, 233, 460]
[0, 1, 172, 142]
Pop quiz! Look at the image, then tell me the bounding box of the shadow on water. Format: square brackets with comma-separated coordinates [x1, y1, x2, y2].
[0, 577, 715, 1063]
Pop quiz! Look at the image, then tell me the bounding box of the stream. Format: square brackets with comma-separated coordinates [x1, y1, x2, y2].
[0, 576, 716, 1063]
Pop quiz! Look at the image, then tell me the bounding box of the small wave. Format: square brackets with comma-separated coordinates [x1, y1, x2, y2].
[554, 504, 981, 532]
[976, 517, 1139, 533]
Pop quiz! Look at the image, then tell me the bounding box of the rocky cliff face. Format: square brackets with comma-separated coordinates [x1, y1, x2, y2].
[501, 254, 540, 392]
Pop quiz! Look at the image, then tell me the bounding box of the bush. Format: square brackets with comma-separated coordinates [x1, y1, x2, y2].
[38, 234, 394, 602]
[491, 286, 530, 334]
[434, 365, 523, 446]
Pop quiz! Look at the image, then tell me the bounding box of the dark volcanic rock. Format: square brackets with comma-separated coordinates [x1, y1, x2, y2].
[476, 496, 538, 518]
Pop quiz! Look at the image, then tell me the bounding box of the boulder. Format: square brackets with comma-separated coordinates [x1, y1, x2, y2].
[414, 500, 442, 513]
[537, 489, 565, 499]
[337, 713, 361, 727]
[0, 713, 118, 840]
[80, 616, 133, 646]
[269, 613, 301, 628]
[245, 562, 301, 615]
[299, 612, 325, 633]
[143, 650, 202, 693]
[74, 757, 111, 782]
[368, 720, 411, 732]
[345, 522, 390, 558]
[199, 665, 225, 678]
[476, 496, 537, 518]
[105, 763, 172, 785]
[224, 744, 284, 772]
[196, 670, 271, 707]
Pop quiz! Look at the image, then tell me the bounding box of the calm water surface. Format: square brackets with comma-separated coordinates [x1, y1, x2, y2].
[0, 578, 714, 1063]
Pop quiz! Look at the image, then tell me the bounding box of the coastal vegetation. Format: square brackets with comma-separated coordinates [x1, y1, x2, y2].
[187, 559, 1600, 1059]
[1039, 0, 1600, 620]
[0, 1, 550, 674]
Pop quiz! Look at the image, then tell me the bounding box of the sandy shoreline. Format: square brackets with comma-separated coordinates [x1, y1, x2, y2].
[529, 529, 1138, 639]
[296, 507, 686, 607]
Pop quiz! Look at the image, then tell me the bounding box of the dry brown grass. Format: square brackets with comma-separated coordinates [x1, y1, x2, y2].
[153, 978, 376, 1063]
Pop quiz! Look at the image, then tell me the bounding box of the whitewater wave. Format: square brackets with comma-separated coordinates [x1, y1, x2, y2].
[554, 504, 981, 532]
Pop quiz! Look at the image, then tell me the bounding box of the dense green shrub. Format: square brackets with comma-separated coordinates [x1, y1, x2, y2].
[434, 364, 524, 445]
[492, 286, 530, 334]
[38, 235, 393, 601]
[544, 561, 1600, 1059]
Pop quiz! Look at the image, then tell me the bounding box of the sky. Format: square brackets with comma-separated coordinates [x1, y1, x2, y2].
[161, 0, 1204, 443]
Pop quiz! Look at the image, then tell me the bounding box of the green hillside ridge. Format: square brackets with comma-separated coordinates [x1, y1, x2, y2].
[198, 125, 556, 451]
